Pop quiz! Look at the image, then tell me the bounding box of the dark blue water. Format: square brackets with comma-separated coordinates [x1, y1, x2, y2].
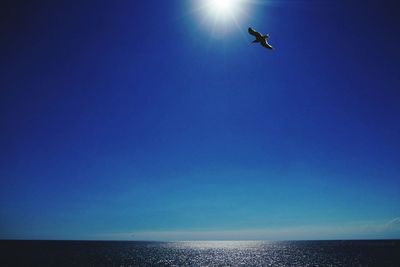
[1, 240, 399, 266]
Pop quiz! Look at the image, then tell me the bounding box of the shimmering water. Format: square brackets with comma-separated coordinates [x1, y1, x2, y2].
[1, 240, 399, 266]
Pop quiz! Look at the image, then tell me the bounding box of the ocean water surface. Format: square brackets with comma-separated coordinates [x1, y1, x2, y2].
[1, 240, 399, 266]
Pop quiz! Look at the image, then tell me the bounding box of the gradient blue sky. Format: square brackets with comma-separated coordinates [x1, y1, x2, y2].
[1, 0, 399, 240]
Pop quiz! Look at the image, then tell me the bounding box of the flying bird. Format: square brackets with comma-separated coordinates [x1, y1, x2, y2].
[248, 27, 273, 50]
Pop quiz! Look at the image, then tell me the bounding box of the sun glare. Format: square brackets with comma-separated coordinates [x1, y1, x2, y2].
[204, 0, 242, 20]
[191, 0, 251, 35]
[209, 0, 237, 14]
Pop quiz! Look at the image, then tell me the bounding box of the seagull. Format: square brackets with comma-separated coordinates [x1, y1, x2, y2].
[248, 27, 273, 50]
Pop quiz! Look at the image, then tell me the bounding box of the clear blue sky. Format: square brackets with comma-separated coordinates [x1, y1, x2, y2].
[1, 0, 399, 240]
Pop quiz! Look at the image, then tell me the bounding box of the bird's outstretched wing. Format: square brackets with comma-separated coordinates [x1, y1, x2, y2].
[248, 27, 262, 39]
[261, 39, 273, 50]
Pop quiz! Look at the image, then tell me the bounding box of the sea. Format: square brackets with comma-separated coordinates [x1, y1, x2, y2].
[1, 240, 399, 266]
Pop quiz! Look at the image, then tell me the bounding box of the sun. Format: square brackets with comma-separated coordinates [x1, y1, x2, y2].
[190, 0, 251, 35]
[214, 0, 230, 9]
[204, 0, 242, 21]
[208, 0, 238, 15]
